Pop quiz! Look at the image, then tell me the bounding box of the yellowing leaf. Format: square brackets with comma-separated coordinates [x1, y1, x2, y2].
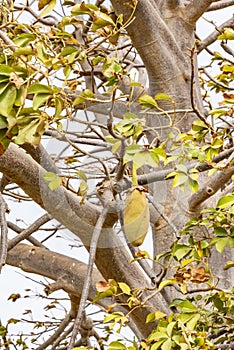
[92, 11, 115, 31]
[146, 311, 167, 323]
[138, 94, 158, 109]
[123, 187, 150, 247]
[118, 282, 131, 295]
[43, 172, 62, 190]
[39, 0, 56, 17]
[0, 85, 17, 117]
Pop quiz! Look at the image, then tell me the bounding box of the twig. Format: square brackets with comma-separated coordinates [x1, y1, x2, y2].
[202, 67, 234, 91]
[0, 194, 8, 271]
[189, 45, 214, 131]
[7, 221, 47, 248]
[68, 206, 109, 350]
[7, 213, 52, 251]
[35, 312, 73, 350]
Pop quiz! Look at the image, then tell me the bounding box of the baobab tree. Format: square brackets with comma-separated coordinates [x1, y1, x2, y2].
[0, 0, 234, 349]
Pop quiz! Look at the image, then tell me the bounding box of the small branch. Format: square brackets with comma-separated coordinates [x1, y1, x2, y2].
[35, 311, 73, 350]
[7, 213, 52, 251]
[214, 343, 234, 349]
[197, 16, 234, 53]
[136, 146, 234, 186]
[183, 0, 214, 24]
[189, 45, 214, 131]
[68, 206, 109, 350]
[207, 0, 234, 11]
[0, 194, 8, 271]
[188, 166, 234, 212]
[7, 221, 46, 248]
[202, 67, 234, 91]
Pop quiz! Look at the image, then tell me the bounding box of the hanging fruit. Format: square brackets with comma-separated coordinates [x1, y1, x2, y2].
[123, 186, 150, 246]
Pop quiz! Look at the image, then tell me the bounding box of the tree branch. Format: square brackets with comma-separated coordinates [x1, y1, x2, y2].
[6, 243, 103, 299]
[184, 0, 215, 23]
[7, 221, 46, 248]
[0, 144, 170, 336]
[0, 193, 8, 271]
[197, 16, 234, 53]
[188, 166, 234, 212]
[7, 213, 52, 251]
[207, 0, 234, 11]
[68, 206, 108, 350]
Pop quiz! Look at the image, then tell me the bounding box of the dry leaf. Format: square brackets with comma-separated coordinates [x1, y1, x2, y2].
[190, 265, 210, 283]
[9, 72, 24, 89]
[96, 281, 111, 292]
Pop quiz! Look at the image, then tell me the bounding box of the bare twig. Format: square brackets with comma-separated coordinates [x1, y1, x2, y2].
[0, 194, 8, 271]
[35, 312, 73, 350]
[7, 213, 52, 251]
[7, 221, 47, 248]
[189, 45, 214, 131]
[68, 205, 109, 350]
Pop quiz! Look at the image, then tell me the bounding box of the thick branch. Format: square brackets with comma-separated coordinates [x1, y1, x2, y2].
[188, 166, 234, 212]
[197, 16, 234, 53]
[207, 0, 234, 11]
[184, 0, 215, 23]
[0, 144, 170, 336]
[6, 243, 102, 300]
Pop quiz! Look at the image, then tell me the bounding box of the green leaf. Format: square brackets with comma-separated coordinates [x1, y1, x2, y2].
[173, 244, 191, 261]
[107, 341, 126, 350]
[158, 279, 176, 291]
[224, 260, 234, 270]
[217, 195, 234, 209]
[28, 83, 53, 94]
[39, 0, 56, 18]
[154, 93, 172, 101]
[33, 93, 50, 110]
[71, 3, 98, 16]
[92, 11, 115, 31]
[0, 116, 8, 129]
[118, 282, 131, 295]
[215, 237, 230, 254]
[186, 313, 200, 330]
[162, 338, 172, 350]
[0, 65, 13, 76]
[218, 28, 234, 40]
[146, 311, 167, 323]
[166, 322, 176, 337]
[177, 300, 197, 313]
[43, 172, 62, 190]
[138, 94, 158, 109]
[12, 47, 34, 56]
[0, 86, 17, 117]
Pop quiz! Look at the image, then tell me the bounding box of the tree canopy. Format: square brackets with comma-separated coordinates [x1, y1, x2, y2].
[0, 0, 234, 349]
